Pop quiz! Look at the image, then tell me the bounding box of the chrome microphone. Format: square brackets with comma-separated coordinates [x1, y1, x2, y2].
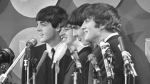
[26, 38, 38, 48]
[99, 41, 115, 79]
[88, 54, 101, 76]
[118, 36, 137, 77]
[70, 46, 82, 73]
[24, 38, 38, 62]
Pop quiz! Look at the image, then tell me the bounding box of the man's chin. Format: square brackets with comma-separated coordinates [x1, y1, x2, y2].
[39, 39, 47, 43]
[82, 42, 90, 46]
[85, 38, 92, 43]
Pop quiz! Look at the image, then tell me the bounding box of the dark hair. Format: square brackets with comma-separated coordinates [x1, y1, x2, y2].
[36, 6, 68, 28]
[69, 3, 90, 27]
[82, 3, 121, 33]
[60, 18, 69, 28]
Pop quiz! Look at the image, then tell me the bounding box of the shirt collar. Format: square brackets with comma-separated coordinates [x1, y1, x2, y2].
[72, 39, 87, 52]
[46, 42, 62, 51]
[104, 32, 119, 42]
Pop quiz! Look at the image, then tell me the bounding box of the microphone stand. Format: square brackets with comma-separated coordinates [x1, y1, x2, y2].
[72, 64, 78, 84]
[122, 51, 137, 84]
[31, 58, 37, 84]
[24, 47, 32, 84]
[103, 57, 114, 84]
[93, 69, 102, 84]
[106, 48, 115, 84]
[93, 70, 97, 84]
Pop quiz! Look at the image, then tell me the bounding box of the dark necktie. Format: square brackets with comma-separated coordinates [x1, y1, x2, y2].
[51, 48, 55, 62]
[51, 48, 55, 84]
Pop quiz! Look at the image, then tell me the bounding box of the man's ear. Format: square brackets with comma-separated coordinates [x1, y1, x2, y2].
[100, 25, 106, 31]
[56, 24, 61, 32]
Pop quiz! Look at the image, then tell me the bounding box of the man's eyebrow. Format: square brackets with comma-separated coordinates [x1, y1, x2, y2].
[40, 21, 47, 24]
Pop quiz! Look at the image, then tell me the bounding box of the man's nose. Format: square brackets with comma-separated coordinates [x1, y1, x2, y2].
[59, 29, 65, 36]
[81, 22, 86, 30]
[36, 25, 41, 31]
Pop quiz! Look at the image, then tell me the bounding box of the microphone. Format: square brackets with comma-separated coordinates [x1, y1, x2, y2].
[26, 38, 38, 48]
[88, 54, 101, 76]
[24, 38, 38, 65]
[0, 47, 26, 83]
[118, 36, 132, 66]
[99, 41, 115, 79]
[118, 36, 125, 51]
[36, 50, 48, 73]
[118, 36, 137, 77]
[24, 38, 38, 69]
[70, 46, 82, 73]
[0, 48, 15, 64]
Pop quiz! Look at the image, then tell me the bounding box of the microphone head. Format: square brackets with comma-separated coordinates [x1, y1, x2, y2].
[118, 36, 125, 51]
[88, 54, 98, 65]
[69, 46, 77, 54]
[26, 38, 38, 48]
[99, 41, 110, 49]
[88, 54, 95, 61]
[0, 48, 15, 64]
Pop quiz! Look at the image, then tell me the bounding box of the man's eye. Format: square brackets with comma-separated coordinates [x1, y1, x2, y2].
[41, 23, 47, 26]
[85, 19, 89, 23]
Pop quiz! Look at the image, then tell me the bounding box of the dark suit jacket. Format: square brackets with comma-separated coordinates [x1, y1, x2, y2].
[21, 44, 72, 84]
[88, 35, 150, 84]
[63, 46, 92, 84]
[109, 35, 150, 84]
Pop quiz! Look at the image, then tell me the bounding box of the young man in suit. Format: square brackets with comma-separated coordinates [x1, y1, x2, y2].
[59, 20, 92, 84]
[59, 4, 92, 84]
[81, 3, 150, 84]
[21, 6, 72, 84]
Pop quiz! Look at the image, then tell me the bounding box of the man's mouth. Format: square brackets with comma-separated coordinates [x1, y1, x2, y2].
[84, 30, 88, 34]
[39, 33, 44, 37]
[61, 36, 67, 41]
